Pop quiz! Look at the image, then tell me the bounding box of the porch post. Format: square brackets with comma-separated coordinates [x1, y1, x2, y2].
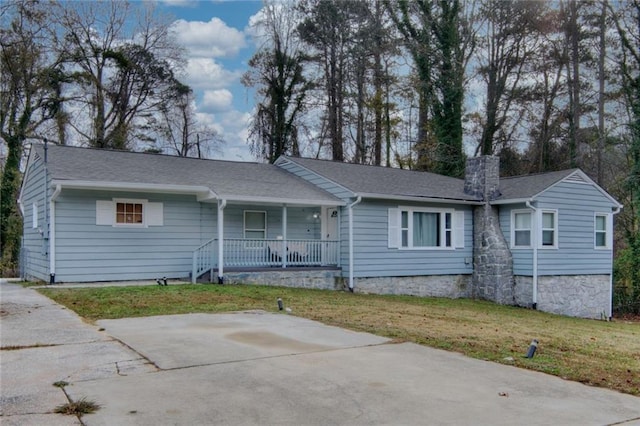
[282, 204, 287, 268]
[217, 199, 226, 284]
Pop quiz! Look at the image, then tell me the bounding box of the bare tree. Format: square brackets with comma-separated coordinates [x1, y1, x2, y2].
[56, 1, 182, 150]
[0, 0, 62, 273]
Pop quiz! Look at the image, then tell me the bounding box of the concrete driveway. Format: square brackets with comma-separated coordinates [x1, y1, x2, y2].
[2, 280, 640, 425]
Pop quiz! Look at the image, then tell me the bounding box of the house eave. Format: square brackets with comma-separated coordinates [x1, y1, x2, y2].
[49, 180, 218, 201]
[223, 195, 346, 207]
[357, 192, 482, 205]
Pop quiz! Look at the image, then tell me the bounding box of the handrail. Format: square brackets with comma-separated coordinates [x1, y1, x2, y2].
[192, 238, 340, 282]
[191, 238, 217, 283]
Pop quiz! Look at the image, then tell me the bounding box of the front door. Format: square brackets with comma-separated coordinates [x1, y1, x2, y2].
[321, 207, 339, 266]
[323, 207, 339, 240]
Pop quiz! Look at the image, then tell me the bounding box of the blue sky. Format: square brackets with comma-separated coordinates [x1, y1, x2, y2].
[156, 0, 265, 161]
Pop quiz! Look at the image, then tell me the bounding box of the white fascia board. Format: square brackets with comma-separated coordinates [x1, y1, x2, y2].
[50, 180, 217, 201]
[276, 157, 357, 198]
[357, 192, 482, 205]
[225, 195, 346, 207]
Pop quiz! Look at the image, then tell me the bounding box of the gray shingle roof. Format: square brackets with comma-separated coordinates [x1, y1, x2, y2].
[282, 156, 480, 202]
[495, 169, 579, 201]
[34, 145, 602, 207]
[33, 144, 342, 205]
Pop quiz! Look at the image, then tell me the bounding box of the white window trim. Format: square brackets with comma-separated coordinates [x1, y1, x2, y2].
[538, 209, 558, 249]
[510, 209, 532, 249]
[243, 210, 267, 239]
[594, 212, 612, 250]
[397, 206, 455, 250]
[113, 198, 148, 227]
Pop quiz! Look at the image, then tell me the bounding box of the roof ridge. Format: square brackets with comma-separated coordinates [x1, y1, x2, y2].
[35, 143, 266, 166]
[285, 156, 464, 181]
[500, 168, 579, 180]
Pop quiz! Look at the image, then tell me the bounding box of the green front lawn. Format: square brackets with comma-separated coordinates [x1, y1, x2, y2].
[39, 284, 640, 396]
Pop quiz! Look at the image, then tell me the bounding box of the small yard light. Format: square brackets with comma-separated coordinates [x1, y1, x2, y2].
[525, 339, 538, 358]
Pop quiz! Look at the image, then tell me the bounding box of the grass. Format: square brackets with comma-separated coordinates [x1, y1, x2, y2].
[54, 397, 100, 416]
[39, 284, 640, 396]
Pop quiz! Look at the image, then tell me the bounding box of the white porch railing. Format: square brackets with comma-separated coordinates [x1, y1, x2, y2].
[191, 238, 340, 283]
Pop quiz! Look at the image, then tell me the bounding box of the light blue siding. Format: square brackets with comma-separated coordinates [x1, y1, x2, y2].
[51, 192, 323, 282]
[500, 181, 616, 276]
[221, 205, 321, 240]
[536, 181, 614, 275]
[345, 200, 473, 278]
[20, 153, 50, 281]
[278, 160, 354, 200]
[54, 190, 213, 282]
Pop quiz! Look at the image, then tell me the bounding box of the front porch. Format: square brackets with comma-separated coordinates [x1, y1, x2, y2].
[192, 238, 341, 283]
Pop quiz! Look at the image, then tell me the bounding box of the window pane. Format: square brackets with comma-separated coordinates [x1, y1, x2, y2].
[596, 232, 606, 247]
[245, 230, 265, 239]
[413, 212, 439, 247]
[401, 230, 408, 247]
[596, 216, 606, 231]
[401, 211, 408, 228]
[245, 212, 265, 229]
[542, 230, 554, 246]
[515, 213, 530, 229]
[542, 212, 554, 228]
[515, 230, 531, 246]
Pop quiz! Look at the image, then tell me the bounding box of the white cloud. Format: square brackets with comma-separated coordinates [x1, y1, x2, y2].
[172, 17, 246, 58]
[184, 58, 240, 89]
[194, 110, 252, 161]
[202, 89, 233, 112]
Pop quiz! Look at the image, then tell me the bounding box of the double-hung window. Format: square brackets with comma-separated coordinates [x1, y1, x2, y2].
[511, 209, 557, 249]
[595, 213, 611, 249]
[540, 210, 557, 248]
[244, 211, 266, 239]
[389, 207, 462, 249]
[511, 210, 532, 248]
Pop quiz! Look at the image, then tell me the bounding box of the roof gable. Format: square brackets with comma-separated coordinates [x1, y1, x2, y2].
[281, 156, 480, 202]
[494, 169, 622, 208]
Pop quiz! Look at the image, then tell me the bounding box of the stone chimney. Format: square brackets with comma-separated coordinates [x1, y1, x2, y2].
[466, 155, 515, 306]
[464, 156, 500, 201]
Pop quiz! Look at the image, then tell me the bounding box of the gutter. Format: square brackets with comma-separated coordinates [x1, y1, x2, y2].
[49, 184, 62, 284]
[347, 196, 362, 292]
[525, 200, 538, 310]
[609, 205, 622, 319]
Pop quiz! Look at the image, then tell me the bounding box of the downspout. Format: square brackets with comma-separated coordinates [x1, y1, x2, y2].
[347, 196, 362, 292]
[526, 200, 538, 309]
[217, 199, 226, 284]
[49, 184, 61, 284]
[610, 206, 622, 320]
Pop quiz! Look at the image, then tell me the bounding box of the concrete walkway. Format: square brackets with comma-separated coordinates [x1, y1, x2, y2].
[1, 280, 639, 425]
